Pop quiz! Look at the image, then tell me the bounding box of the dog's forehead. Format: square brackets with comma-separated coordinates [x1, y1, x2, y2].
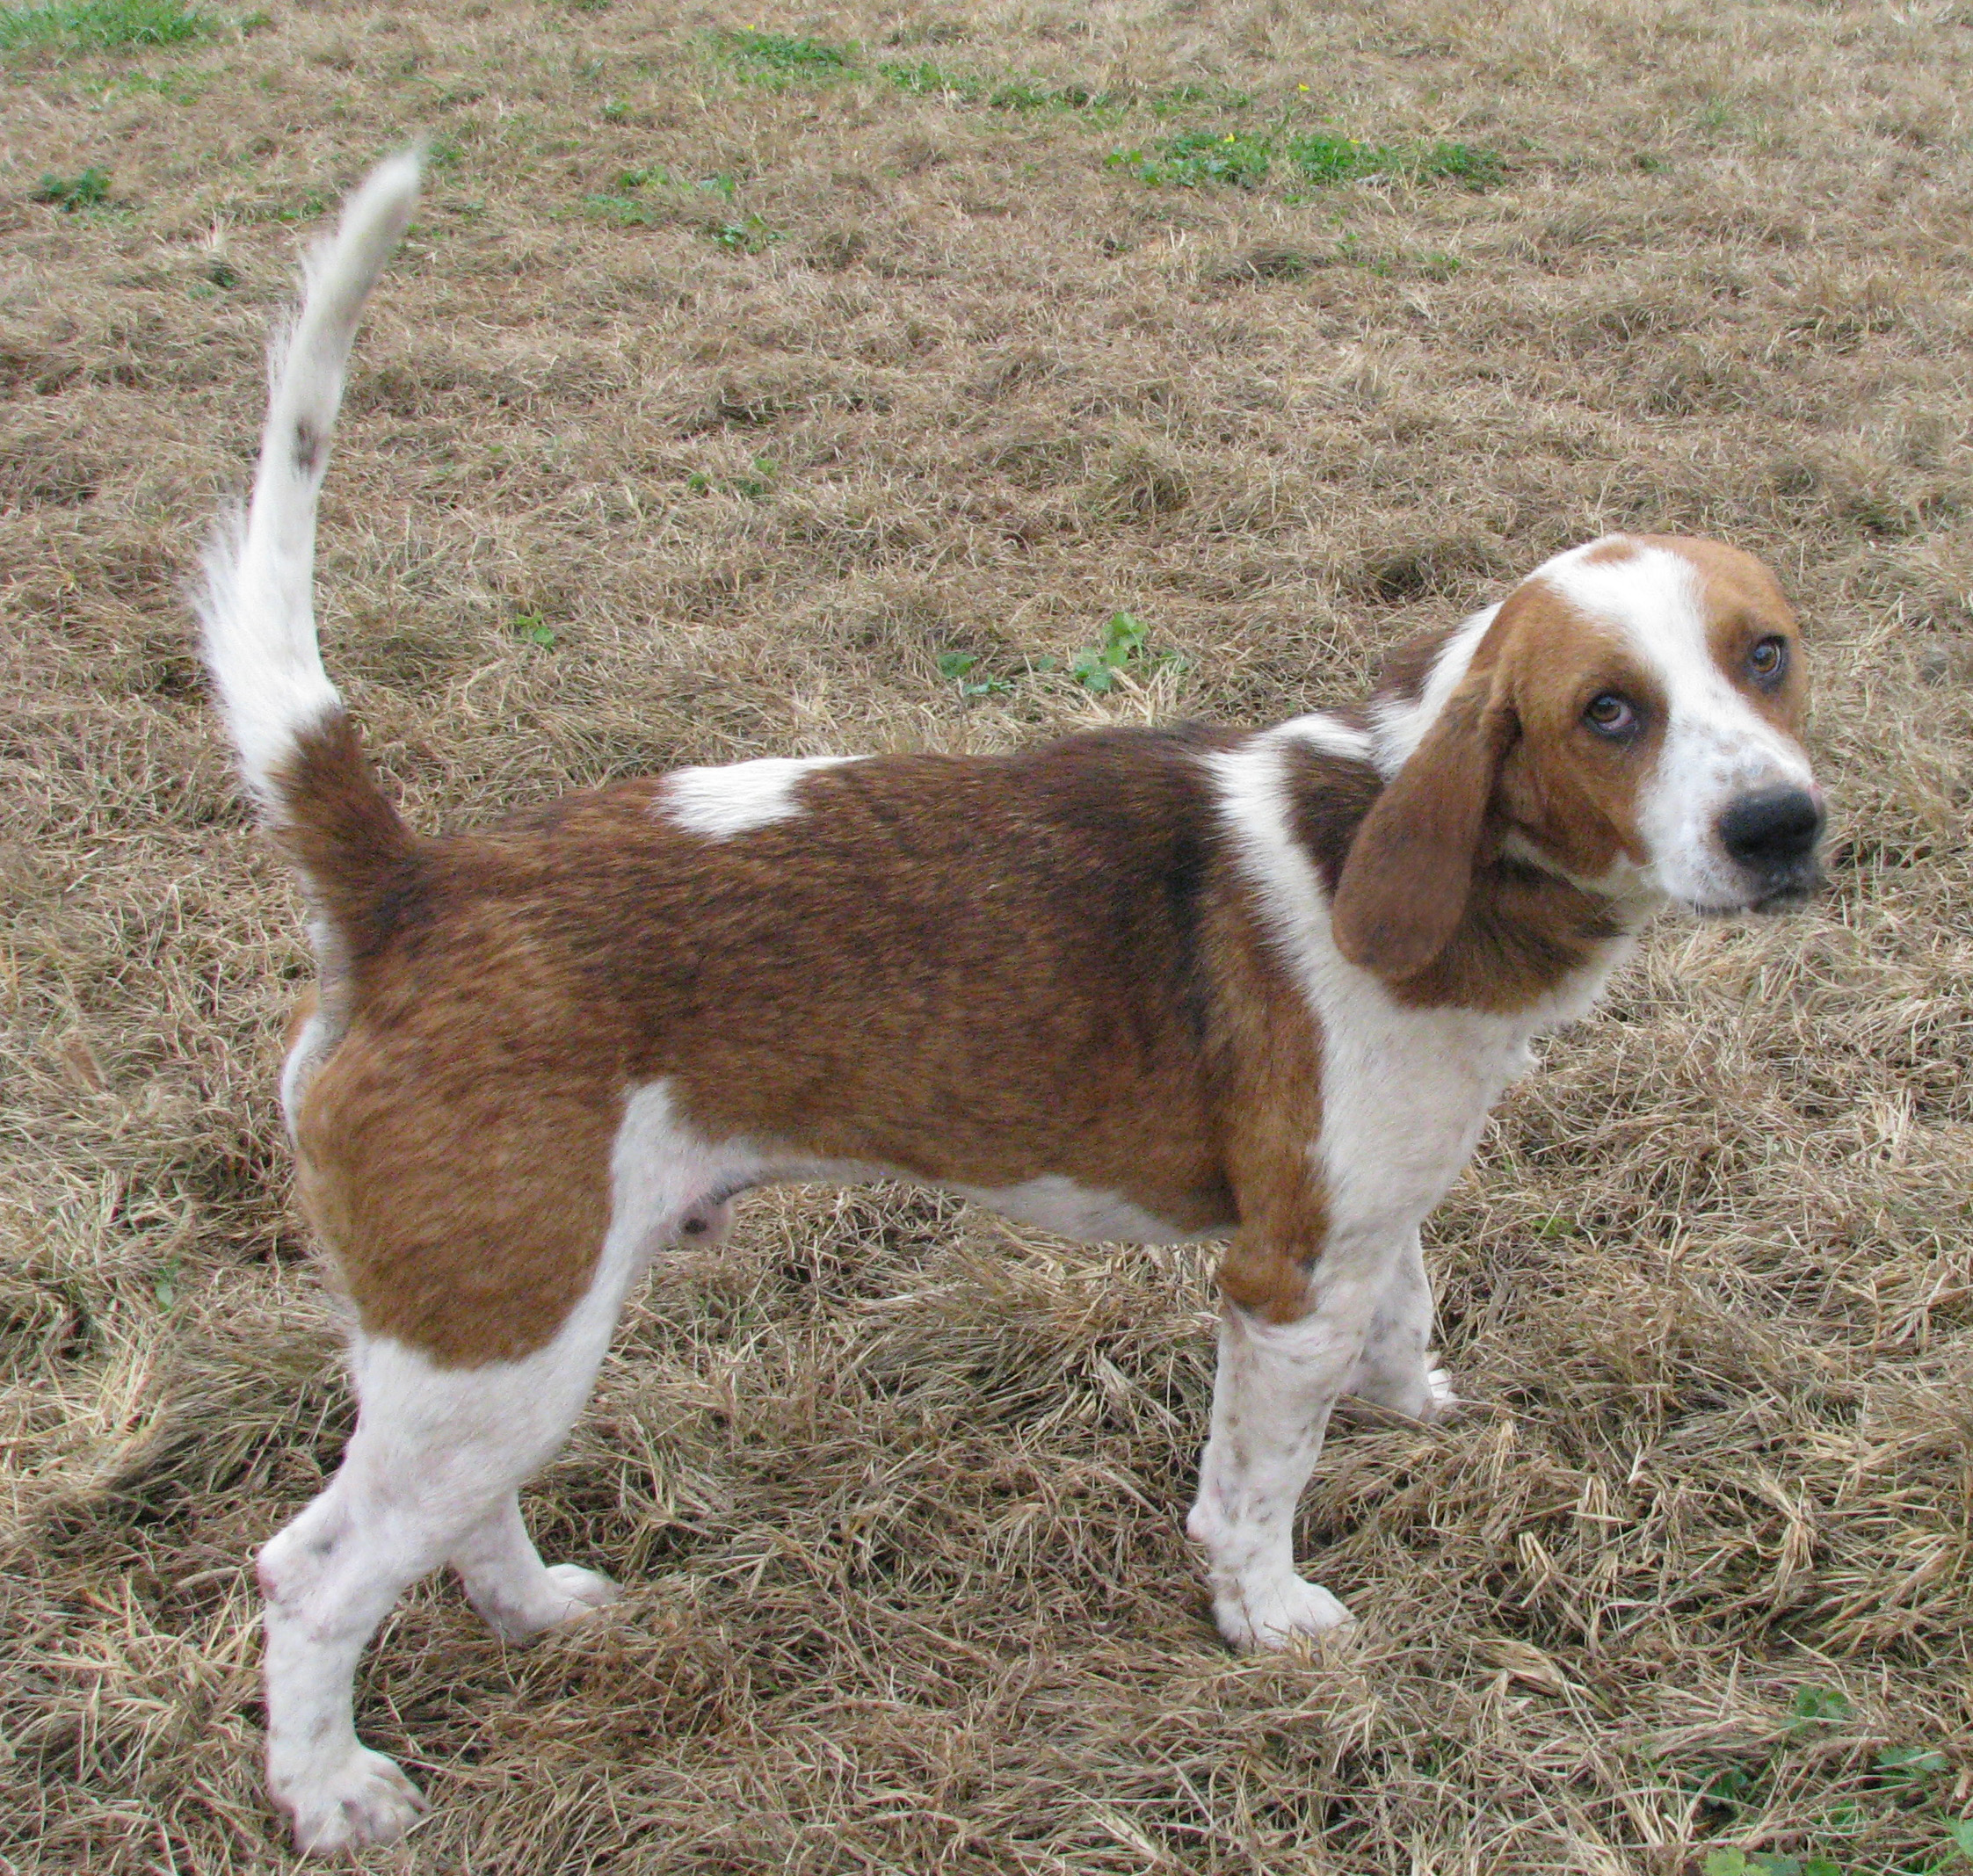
[1524, 534, 1785, 692]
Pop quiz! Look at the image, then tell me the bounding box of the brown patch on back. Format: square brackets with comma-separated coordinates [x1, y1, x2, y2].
[296, 728, 1267, 1365]
[1580, 535, 1641, 566]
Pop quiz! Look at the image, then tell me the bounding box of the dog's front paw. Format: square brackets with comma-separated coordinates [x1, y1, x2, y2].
[534, 1562, 622, 1629]
[1418, 1361, 1462, 1423]
[477, 1563, 620, 1644]
[277, 1744, 427, 1857]
[1212, 1573, 1355, 1651]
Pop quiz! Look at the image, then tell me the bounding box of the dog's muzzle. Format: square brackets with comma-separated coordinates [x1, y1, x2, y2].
[1716, 784, 1824, 906]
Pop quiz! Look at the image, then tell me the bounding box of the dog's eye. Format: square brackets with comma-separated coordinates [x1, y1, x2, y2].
[1584, 692, 1638, 737]
[1748, 635, 1788, 684]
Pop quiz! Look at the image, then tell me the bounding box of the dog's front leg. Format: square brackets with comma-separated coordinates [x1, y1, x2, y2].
[1342, 1227, 1460, 1423]
[1186, 1233, 1392, 1649]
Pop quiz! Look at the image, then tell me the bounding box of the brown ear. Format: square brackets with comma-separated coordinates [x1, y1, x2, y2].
[1331, 671, 1516, 980]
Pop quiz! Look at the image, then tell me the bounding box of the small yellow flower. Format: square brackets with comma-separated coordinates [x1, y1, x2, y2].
[1223, 132, 1236, 142]
[1297, 83, 1309, 91]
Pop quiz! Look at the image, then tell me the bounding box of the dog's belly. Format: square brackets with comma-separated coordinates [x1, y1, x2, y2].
[948, 1173, 1221, 1245]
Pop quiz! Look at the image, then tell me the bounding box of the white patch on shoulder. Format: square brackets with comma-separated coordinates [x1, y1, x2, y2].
[954, 1173, 1214, 1245]
[1367, 604, 1499, 779]
[1206, 735, 1621, 1260]
[657, 755, 859, 840]
[1274, 712, 1373, 764]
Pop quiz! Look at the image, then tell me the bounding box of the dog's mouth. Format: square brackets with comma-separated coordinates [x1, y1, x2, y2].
[1680, 865, 1824, 920]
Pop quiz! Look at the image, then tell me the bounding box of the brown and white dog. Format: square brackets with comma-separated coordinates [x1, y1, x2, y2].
[200, 157, 1824, 1854]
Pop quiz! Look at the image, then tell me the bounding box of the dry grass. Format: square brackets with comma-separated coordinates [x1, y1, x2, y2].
[4, 1, 1972, 1870]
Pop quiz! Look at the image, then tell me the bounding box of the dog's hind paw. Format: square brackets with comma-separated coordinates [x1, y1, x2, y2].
[279, 1745, 427, 1857]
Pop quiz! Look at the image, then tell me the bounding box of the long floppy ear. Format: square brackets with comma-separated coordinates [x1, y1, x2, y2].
[1331, 669, 1518, 980]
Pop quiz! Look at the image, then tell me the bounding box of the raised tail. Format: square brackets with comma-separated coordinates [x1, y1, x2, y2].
[198, 151, 423, 961]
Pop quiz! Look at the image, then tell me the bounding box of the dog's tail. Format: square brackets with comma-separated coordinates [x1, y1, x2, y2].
[197, 152, 423, 967]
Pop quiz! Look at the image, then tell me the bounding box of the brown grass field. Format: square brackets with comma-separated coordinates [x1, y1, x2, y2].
[4, 0, 1973, 1869]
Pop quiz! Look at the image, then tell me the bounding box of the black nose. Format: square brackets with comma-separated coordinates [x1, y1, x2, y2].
[1717, 786, 1824, 872]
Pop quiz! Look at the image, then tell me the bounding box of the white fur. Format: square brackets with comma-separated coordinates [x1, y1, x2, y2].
[657, 755, 858, 839]
[953, 1174, 1214, 1245]
[258, 1079, 738, 1854]
[1193, 730, 1626, 1641]
[197, 152, 422, 818]
[1367, 604, 1500, 779]
[1537, 540, 1817, 912]
[1274, 711, 1374, 764]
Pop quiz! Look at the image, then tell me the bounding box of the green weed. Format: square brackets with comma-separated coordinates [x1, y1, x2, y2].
[1071, 612, 1180, 692]
[934, 650, 1012, 700]
[511, 612, 556, 648]
[1288, 130, 1500, 185]
[32, 166, 111, 209]
[1148, 81, 1250, 116]
[1676, 1687, 1973, 1876]
[715, 27, 852, 77]
[684, 454, 780, 499]
[1109, 125, 1503, 192]
[0, 0, 210, 50]
[876, 61, 1109, 112]
[709, 213, 779, 252]
[1108, 128, 1273, 188]
[1702, 1853, 1842, 1876]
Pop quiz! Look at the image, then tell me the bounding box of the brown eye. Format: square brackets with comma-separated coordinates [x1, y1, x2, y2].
[1584, 692, 1638, 737]
[1748, 636, 1788, 684]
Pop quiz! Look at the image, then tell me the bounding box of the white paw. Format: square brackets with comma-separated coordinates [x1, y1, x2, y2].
[538, 1562, 621, 1626]
[277, 1744, 427, 1857]
[1418, 1362, 1462, 1423]
[1212, 1573, 1356, 1652]
[478, 1564, 620, 1643]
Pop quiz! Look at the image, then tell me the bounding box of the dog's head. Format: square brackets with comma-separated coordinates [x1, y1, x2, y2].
[1337, 533, 1822, 981]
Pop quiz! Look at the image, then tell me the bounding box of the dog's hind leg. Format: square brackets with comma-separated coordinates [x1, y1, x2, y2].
[258, 1270, 627, 1856]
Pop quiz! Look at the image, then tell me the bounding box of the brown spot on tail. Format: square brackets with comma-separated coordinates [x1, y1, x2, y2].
[271, 713, 423, 955]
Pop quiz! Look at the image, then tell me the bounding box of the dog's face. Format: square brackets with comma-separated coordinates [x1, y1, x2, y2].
[1337, 534, 1822, 980]
[1495, 535, 1820, 914]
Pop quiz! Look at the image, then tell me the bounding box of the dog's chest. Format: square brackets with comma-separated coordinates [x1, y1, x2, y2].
[1316, 996, 1536, 1239]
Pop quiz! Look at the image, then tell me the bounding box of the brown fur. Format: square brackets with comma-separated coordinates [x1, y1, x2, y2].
[279, 540, 1809, 1367]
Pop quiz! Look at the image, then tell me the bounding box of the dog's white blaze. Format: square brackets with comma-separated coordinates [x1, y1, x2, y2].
[954, 1174, 1211, 1245]
[657, 755, 858, 840]
[1537, 540, 1816, 911]
[1367, 603, 1500, 779]
[255, 1079, 747, 1853]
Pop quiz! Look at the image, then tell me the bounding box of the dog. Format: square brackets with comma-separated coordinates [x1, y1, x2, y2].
[198, 156, 1824, 1853]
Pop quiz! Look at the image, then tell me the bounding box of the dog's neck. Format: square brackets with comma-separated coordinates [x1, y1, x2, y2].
[1273, 733, 1644, 1022]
